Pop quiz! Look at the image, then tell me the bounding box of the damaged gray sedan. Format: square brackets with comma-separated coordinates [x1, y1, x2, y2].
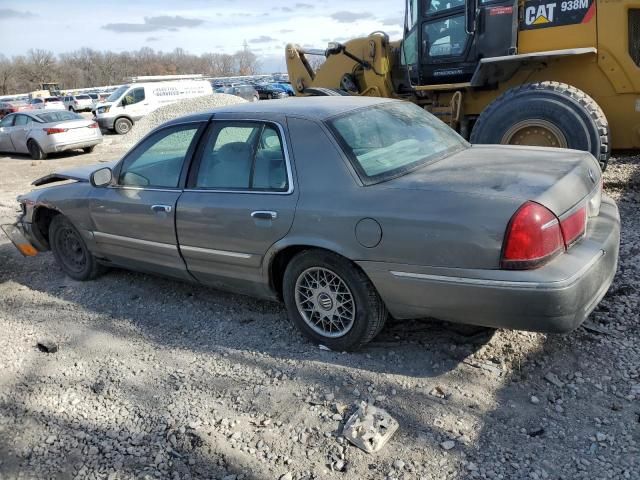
[4, 97, 620, 350]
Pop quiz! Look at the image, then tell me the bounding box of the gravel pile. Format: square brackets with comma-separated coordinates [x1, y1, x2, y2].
[118, 93, 246, 148]
[0, 153, 638, 479]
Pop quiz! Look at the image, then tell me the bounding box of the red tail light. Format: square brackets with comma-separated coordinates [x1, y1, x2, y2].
[560, 206, 587, 247]
[44, 128, 68, 135]
[501, 202, 564, 270]
[87, 122, 98, 129]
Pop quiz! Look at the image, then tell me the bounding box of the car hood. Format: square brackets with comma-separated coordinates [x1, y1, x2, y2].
[383, 144, 601, 216]
[32, 161, 118, 186]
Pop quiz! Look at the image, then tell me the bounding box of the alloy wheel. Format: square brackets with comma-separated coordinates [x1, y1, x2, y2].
[294, 267, 356, 338]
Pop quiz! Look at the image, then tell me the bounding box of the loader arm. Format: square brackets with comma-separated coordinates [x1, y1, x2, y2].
[285, 35, 399, 98]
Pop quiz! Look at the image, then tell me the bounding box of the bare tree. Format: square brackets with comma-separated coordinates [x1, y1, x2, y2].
[0, 46, 264, 95]
[0, 55, 16, 95]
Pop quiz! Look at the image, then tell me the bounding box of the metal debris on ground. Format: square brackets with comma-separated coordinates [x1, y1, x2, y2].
[343, 401, 399, 453]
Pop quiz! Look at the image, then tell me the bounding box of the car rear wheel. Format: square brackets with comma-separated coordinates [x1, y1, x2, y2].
[114, 117, 132, 135]
[49, 215, 105, 281]
[27, 140, 47, 160]
[283, 250, 387, 351]
[83, 146, 95, 154]
[69, 106, 75, 112]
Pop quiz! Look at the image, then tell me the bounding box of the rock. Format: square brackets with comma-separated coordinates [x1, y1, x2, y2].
[544, 372, 565, 388]
[343, 401, 399, 454]
[441, 440, 455, 450]
[429, 386, 447, 399]
[36, 340, 58, 354]
[596, 432, 607, 442]
[279, 473, 293, 480]
[530, 395, 540, 405]
[393, 459, 405, 469]
[45, 435, 56, 444]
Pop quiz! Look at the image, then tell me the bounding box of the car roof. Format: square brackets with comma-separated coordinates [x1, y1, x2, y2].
[182, 96, 398, 123]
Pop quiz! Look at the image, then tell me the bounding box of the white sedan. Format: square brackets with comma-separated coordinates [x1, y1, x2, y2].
[0, 110, 102, 159]
[30, 97, 65, 110]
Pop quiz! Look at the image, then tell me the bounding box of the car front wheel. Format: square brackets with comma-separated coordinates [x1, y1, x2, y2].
[283, 250, 387, 351]
[49, 215, 105, 281]
[114, 117, 132, 135]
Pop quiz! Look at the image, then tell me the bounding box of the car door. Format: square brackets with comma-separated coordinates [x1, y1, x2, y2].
[89, 121, 206, 280]
[176, 118, 299, 294]
[0, 114, 16, 151]
[121, 87, 148, 120]
[10, 114, 33, 153]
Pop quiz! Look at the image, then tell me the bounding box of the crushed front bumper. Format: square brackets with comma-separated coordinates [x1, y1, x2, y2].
[1, 222, 39, 256]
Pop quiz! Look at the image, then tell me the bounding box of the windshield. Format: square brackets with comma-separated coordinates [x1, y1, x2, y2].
[76, 95, 91, 100]
[36, 111, 82, 123]
[327, 101, 468, 184]
[107, 85, 129, 102]
[45, 97, 61, 103]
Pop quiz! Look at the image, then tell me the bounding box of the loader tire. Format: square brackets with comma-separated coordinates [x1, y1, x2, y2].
[470, 82, 610, 171]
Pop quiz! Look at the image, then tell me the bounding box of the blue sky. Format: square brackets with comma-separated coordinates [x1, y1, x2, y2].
[0, 0, 405, 72]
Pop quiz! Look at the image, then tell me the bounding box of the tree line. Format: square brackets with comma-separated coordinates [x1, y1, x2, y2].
[0, 46, 261, 95]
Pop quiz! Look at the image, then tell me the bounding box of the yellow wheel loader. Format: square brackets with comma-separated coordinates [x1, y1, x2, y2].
[286, 0, 640, 169]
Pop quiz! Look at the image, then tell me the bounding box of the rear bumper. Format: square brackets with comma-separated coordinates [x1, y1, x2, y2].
[358, 196, 620, 333]
[43, 137, 102, 153]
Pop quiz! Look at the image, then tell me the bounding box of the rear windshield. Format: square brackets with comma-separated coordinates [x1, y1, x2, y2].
[327, 101, 468, 184]
[76, 95, 91, 100]
[36, 111, 82, 122]
[45, 97, 61, 103]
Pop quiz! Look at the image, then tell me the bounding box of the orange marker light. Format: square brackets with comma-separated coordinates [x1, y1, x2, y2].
[16, 243, 38, 257]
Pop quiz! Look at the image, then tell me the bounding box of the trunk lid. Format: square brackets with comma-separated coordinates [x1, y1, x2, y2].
[383, 145, 601, 216]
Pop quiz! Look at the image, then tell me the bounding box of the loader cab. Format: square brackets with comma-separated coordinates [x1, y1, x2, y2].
[402, 0, 518, 85]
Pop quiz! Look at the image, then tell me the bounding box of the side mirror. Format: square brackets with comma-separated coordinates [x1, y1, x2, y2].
[90, 167, 113, 188]
[465, 0, 478, 34]
[120, 97, 128, 107]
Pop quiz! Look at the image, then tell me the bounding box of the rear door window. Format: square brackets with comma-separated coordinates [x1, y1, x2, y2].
[13, 115, 31, 126]
[192, 122, 289, 192]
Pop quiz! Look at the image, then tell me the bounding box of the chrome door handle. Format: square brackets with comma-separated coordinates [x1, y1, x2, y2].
[151, 204, 172, 213]
[251, 211, 277, 220]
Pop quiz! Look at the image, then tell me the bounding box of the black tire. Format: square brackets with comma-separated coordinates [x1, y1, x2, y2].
[282, 250, 387, 351]
[49, 215, 105, 281]
[83, 146, 95, 154]
[114, 117, 132, 135]
[470, 82, 610, 171]
[69, 106, 75, 112]
[27, 139, 47, 160]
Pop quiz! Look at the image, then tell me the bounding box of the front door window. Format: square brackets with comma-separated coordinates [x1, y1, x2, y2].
[118, 125, 200, 188]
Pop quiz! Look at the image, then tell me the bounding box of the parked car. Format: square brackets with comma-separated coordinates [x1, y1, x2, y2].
[218, 85, 259, 102]
[62, 94, 94, 112]
[255, 84, 288, 100]
[30, 97, 65, 110]
[0, 110, 102, 160]
[4, 97, 619, 350]
[0, 101, 31, 119]
[274, 82, 295, 96]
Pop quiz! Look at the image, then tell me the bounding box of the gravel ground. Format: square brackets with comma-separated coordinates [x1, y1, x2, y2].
[0, 146, 638, 480]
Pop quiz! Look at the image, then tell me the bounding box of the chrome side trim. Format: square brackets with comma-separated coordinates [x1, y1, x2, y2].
[390, 250, 605, 290]
[93, 231, 177, 250]
[107, 186, 181, 193]
[180, 245, 253, 259]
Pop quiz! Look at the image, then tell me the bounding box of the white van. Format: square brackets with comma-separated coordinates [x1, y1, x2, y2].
[94, 77, 213, 134]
